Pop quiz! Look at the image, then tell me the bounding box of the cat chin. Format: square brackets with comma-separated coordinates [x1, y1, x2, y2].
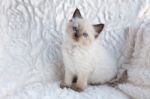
[70, 37, 94, 47]
[71, 41, 92, 47]
[67, 38, 91, 47]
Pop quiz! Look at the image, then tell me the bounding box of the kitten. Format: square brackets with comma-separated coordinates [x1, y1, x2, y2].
[60, 8, 118, 92]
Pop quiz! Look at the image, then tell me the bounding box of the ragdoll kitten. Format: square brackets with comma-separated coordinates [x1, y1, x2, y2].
[60, 8, 118, 92]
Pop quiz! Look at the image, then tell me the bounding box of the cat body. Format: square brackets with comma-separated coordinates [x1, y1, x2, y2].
[60, 8, 118, 91]
[62, 36, 117, 84]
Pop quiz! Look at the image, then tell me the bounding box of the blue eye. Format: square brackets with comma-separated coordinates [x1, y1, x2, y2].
[73, 27, 78, 32]
[83, 33, 88, 37]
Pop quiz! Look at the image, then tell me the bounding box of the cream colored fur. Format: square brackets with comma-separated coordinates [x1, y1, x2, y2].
[60, 9, 118, 91]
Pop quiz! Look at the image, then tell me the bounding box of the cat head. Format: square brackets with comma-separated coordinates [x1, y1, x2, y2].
[66, 8, 104, 46]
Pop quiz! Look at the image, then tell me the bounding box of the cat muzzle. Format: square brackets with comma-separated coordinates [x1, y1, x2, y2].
[74, 33, 80, 38]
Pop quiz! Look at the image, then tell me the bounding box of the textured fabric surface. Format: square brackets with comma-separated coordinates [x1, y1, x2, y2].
[0, 0, 149, 99]
[118, 4, 150, 99]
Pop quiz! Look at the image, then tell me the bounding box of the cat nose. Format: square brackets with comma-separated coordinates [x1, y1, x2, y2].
[74, 33, 80, 38]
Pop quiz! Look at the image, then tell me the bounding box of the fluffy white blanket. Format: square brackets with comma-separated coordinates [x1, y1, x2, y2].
[0, 0, 149, 99]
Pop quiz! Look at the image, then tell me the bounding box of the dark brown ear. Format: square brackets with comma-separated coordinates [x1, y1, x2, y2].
[72, 8, 82, 18]
[93, 24, 104, 38]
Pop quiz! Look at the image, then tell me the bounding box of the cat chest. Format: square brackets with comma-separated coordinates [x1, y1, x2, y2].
[68, 49, 90, 62]
[63, 48, 93, 70]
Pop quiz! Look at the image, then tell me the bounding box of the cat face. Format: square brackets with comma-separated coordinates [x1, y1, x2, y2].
[66, 8, 104, 46]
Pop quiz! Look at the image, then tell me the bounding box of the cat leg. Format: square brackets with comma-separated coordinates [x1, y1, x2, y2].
[60, 70, 73, 89]
[71, 72, 89, 92]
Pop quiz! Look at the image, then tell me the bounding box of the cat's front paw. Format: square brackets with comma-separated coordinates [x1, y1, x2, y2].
[71, 83, 84, 92]
[60, 81, 70, 89]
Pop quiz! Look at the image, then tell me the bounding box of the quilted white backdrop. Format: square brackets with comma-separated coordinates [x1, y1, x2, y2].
[0, 0, 149, 99]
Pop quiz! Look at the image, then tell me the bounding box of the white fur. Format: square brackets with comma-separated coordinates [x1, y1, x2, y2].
[62, 17, 118, 90]
[62, 39, 118, 84]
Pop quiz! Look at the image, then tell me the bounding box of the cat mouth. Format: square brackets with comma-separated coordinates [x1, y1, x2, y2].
[73, 36, 79, 41]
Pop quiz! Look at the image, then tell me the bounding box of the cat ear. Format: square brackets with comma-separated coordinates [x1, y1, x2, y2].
[93, 24, 104, 38]
[72, 8, 82, 18]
